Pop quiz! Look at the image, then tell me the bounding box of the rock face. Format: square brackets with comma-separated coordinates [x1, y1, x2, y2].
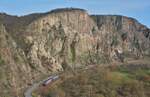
[0, 8, 150, 97]
[91, 15, 150, 58]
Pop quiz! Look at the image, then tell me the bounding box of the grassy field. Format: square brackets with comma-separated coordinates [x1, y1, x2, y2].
[34, 62, 150, 97]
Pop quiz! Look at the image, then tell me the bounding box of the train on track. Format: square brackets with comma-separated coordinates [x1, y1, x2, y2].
[42, 75, 59, 86]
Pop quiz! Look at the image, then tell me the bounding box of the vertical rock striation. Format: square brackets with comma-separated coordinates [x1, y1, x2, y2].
[0, 8, 150, 97]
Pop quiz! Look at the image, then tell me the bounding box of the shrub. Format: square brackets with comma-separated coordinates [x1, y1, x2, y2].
[0, 55, 5, 65]
[37, 65, 149, 97]
[70, 41, 76, 62]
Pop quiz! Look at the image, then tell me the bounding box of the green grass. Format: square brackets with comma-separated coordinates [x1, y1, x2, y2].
[110, 71, 130, 84]
[115, 66, 149, 86]
[32, 92, 38, 97]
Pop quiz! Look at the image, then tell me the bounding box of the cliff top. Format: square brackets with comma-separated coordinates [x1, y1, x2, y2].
[47, 8, 87, 14]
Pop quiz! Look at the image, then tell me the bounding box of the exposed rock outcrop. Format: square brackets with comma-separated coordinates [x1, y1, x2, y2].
[0, 8, 150, 97]
[92, 15, 150, 58]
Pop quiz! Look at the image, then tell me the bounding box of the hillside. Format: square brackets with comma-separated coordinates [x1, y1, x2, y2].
[0, 8, 150, 97]
[34, 63, 150, 97]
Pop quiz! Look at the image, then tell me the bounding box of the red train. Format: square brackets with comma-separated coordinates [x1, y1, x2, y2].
[42, 75, 59, 86]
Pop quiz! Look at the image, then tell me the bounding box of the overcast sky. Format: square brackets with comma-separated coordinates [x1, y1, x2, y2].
[0, 0, 150, 27]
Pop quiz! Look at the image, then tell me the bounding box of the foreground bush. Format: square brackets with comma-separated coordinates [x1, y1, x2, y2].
[37, 64, 150, 97]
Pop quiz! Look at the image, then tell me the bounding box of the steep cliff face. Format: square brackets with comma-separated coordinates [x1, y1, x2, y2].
[92, 15, 150, 57]
[0, 23, 21, 96]
[24, 9, 97, 69]
[0, 8, 150, 97]
[0, 22, 37, 97]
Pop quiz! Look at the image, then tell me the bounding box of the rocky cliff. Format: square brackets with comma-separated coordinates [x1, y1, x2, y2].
[0, 8, 150, 97]
[92, 15, 150, 58]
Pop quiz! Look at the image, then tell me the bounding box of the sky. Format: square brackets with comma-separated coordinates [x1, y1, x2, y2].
[0, 0, 150, 27]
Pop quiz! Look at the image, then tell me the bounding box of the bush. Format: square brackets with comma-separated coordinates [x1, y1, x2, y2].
[0, 55, 5, 65]
[70, 42, 76, 62]
[37, 65, 150, 97]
